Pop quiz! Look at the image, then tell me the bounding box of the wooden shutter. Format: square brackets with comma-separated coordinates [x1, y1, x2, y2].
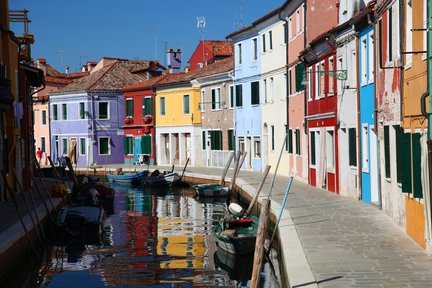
[251, 81, 259, 105]
[295, 63, 305, 92]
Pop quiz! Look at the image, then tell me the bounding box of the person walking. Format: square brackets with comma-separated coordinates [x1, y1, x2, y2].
[36, 147, 43, 164]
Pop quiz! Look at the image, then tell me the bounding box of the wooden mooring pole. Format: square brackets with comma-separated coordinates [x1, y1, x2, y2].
[251, 199, 271, 288]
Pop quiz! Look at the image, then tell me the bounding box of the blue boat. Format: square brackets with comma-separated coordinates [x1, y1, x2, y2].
[106, 169, 148, 184]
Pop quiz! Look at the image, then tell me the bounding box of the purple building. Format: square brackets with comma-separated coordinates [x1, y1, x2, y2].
[49, 58, 164, 167]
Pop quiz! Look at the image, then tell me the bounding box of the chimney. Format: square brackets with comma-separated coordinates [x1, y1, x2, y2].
[65, 65, 70, 74]
[87, 61, 97, 72]
[37, 58, 47, 75]
[166, 49, 181, 74]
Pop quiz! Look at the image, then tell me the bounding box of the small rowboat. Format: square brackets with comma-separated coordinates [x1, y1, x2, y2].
[106, 170, 148, 184]
[141, 171, 180, 187]
[192, 183, 229, 197]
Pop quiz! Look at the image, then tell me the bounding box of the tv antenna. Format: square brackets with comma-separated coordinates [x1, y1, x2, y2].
[234, 0, 243, 28]
[56, 49, 64, 66]
[197, 16, 206, 67]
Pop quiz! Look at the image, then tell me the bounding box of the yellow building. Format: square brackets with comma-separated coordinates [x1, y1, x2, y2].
[0, 0, 20, 202]
[401, 0, 430, 250]
[154, 72, 202, 167]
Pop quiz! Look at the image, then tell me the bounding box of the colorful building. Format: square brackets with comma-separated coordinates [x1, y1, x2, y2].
[192, 57, 234, 167]
[188, 40, 233, 71]
[227, 23, 263, 171]
[49, 58, 159, 167]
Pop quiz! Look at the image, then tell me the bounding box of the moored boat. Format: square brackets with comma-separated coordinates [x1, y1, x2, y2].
[106, 169, 148, 184]
[193, 183, 229, 197]
[56, 204, 105, 245]
[141, 171, 180, 187]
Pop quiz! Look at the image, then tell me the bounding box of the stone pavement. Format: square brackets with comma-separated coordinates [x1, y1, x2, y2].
[116, 164, 432, 288]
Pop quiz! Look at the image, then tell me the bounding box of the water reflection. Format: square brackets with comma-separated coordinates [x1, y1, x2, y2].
[39, 184, 240, 287]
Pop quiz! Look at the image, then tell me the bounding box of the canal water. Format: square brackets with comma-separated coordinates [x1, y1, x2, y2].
[8, 184, 282, 287]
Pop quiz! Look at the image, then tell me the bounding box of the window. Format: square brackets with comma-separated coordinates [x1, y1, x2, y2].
[41, 137, 46, 152]
[251, 81, 260, 105]
[288, 129, 293, 153]
[263, 79, 268, 103]
[235, 84, 243, 107]
[308, 67, 313, 101]
[283, 22, 288, 44]
[62, 103, 67, 120]
[42, 110, 47, 125]
[314, 64, 320, 99]
[361, 36, 367, 85]
[269, 30, 273, 50]
[200, 90, 205, 111]
[289, 69, 293, 96]
[141, 135, 152, 155]
[62, 138, 68, 155]
[262, 34, 266, 52]
[368, 32, 374, 83]
[295, 63, 305, 92]
[348, 128, 357, 167]
[253, 137, 261, 158]
[362, 125, 369, 172]
[289, 17, 293, 40]
[296, 10, 300, 35]
[79, 102, 85, 119]
[271, 125, 275, 151]
[228, 129, 234, 151]
[210, 130, 222, 150]
[319, 61, 325, 97]
[126, 99, 134, 117]
[124, 136, 134, 155]
[211, 88, 221, 110]
[99, 137, 110, 155]
[229, 85, 234, 108]
[202, 130, 206, 150]
[328, 57, 335, 95]
[379, 18, 383, 66]
[326, 130, 335, 170]
[98, 102, 108, 119]
[237, 43, 242, 64]
[79, 138, 86, 155]
[295, 128, 301, 155]
[384, 125, 390, 178]
[252, 38, 258, 60]
[183, 95, 190, 114]
[269, 77, 274, 102]
[143, 97, 153, 115]
[310, 131, 316, 166]
[160, 97, 166, 115]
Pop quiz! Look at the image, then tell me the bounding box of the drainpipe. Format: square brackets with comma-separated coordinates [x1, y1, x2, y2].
[279, 5, 290, 175]
[355, 28, 362, 200]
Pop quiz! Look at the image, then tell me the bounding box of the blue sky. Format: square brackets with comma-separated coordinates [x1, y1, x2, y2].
[9, 0, 285, 73]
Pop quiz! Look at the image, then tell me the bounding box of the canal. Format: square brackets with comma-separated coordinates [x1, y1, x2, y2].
[6, 183, 282, 287]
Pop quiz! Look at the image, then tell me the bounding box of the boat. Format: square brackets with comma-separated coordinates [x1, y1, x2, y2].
[56, 204, 105, 245]
[106, 169, 148, 184]
[213, 203, 258, 255]
[193, 183, 229, 197]
[141, 170, 180, 187]
[75, 174, 115, 215]
[214, 247, 254, 283]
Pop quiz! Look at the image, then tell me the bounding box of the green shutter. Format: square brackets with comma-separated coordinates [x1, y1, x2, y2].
[147, 98, 153, 115]
[230, 86, 234, 108]
[295, 63, 305, 92]
[212, 89, 216, 109]
[228, 130, 234, 150]
[202, 130, 206, 150]
[384, 126, 391, 178]
[124, 137, 128, 154]
[311, 131, 316, 165]
[141, 135, 152, 155]
[251, 81, 259, 105]
[271, 126, 275, 150]
[236, 85, 242, 107]
[400, 132, 411, 194]
[412, 134, 422, 198]
[296, 129, 301, 155]
[348, 128, 356, 166]
[395, 126, 403, 183]
[288, 129, 293, 153]
[217, 131, 222, 150]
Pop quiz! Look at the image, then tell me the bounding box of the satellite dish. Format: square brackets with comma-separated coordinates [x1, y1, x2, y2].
[197, 16, 206, 28]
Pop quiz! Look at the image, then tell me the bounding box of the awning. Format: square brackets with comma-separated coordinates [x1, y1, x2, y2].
[20, 63, 45, 87]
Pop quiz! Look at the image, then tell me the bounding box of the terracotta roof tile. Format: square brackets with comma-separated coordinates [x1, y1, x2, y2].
[122, 74, 168, 92]
[45, 75, 73, 85]
[202, 40, 233, 56]
[54, 59, 153, 93]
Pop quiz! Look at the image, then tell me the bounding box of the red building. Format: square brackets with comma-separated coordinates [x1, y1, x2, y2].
[300, 31, 340, 193]
[122, 73, 167, 165]
[188, 40, 233, 71]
